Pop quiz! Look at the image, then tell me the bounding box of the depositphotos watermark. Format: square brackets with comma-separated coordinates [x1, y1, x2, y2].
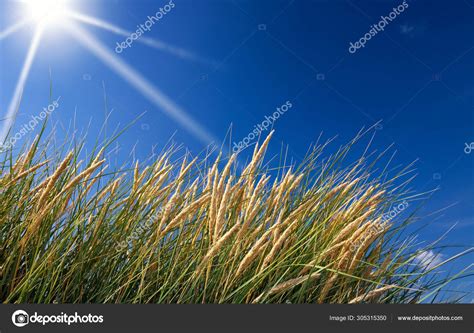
[116, 208, 162, 251]
[115, 0, 175, 53]
[350, 200, 409, 252]
[381, 200, 409, 222]
[464, 142, 473, 154]
[11, 309, 104, 327]
[0, 97, 60, 153]
[232, 101, 292, 154]
[348, 0, 409, 54]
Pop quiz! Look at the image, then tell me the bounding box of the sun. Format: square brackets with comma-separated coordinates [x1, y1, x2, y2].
[21, 0, 72, 27]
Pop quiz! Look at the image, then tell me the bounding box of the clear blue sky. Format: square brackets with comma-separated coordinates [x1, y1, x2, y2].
[1, 0, 473, 300]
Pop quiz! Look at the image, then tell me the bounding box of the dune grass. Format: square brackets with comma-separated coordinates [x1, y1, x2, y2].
[0, 126, 470, 303]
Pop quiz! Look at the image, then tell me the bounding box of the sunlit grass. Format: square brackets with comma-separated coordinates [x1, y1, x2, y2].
[0, 124, 470, 303]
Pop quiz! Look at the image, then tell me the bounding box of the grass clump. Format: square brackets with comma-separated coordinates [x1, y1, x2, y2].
[0, 127, 470, 303]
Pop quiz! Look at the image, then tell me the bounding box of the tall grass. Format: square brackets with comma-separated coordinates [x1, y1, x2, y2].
[0, 126, 470, 303]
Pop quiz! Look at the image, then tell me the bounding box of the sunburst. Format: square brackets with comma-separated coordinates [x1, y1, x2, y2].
[0, 0, 218, 147]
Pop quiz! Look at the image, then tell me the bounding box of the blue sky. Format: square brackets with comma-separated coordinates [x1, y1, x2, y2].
[1, 0, 473, 300]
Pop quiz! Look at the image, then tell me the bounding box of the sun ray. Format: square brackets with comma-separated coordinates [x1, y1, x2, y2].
[68, 12, 215, 66]
[0, 25, 44, 143]
[0, 18, 30, 41]
[65, 22, 218, 147]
